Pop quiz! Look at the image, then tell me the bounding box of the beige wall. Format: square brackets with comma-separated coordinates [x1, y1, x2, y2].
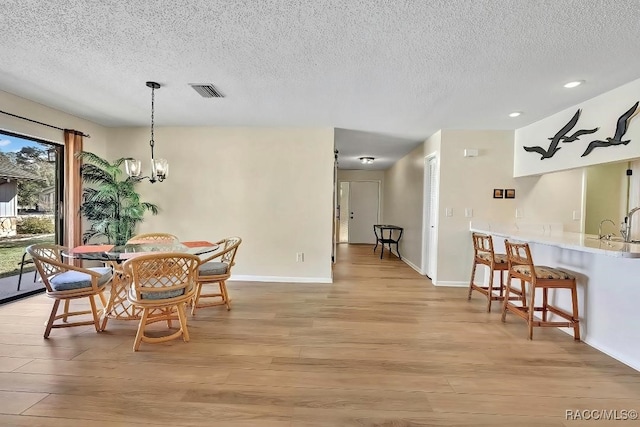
[106, 127, 335, 282]
[386, 128, 585, 285]
[515, 168, 583, 233]
[0, 90, 109, 158]
[338, 170, 384, 182]
[383, 143, 425, 271]
[437, 130, 521, 284]
[584, 162, 628, 235]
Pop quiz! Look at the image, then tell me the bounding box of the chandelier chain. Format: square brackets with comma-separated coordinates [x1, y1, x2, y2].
[149, 86, 155, 156]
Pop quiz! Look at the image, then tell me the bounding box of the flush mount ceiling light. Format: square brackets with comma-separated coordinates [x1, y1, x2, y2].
[125, 81, 168, 183]
[509, 112, 522, 118]
[564, 80, 584, 88]
[359, 157, 375, 164]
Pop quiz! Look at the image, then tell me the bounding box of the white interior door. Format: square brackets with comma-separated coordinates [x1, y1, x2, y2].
[348, 181, 379, 244]
[423, 155, 438, 279]
[338, 182, 350, 243]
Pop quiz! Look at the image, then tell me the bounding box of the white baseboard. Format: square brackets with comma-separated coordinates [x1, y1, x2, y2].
[229, 275, 333, 284]
[433, 280, 468, 287]
[402, 258, 424, 274]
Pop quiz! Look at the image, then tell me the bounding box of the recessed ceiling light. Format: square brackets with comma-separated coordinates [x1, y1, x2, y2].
[359, 157, 375, 164]
[564, 80, 584, 88]
[509, 112, 522, 118]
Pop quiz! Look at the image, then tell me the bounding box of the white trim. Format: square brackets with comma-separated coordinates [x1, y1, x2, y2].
[229, 275, 333, 284]
[579, 337, 640, 373]
[433, 280, 468, 287]
[402, 257, 423, 274]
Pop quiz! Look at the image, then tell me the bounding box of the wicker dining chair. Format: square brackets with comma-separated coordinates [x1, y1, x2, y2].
[123, 252, 199, 351]
[126, 232, 179, 244]
[191, 237, 242, 315]
[26, 244, 111, 338]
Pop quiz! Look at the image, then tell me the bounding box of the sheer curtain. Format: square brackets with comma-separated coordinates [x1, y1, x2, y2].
[63, 130, 83, 251]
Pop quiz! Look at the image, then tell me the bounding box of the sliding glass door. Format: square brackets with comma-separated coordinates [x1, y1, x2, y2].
[0, 131, 63, 303]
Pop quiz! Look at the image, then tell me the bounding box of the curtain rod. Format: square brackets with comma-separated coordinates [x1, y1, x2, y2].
[0, 109, 91, 138]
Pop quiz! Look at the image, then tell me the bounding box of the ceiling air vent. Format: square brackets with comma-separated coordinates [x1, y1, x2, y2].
[189, 84, 224, 98]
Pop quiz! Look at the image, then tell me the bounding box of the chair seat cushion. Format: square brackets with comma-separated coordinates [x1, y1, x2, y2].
[129, 276, 188, 300]
[140, 289, 185, 300]
[199, 261, 228, 276]
[50, 267, 112, 291]
[477, 252, 508, 264]
[512, 265, 575, 280]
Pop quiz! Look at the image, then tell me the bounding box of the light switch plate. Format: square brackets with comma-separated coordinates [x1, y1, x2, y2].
[572, 210, 581, 220]
[464, 208, 473, 218]
[515, 208, 523, 218]
[445, 208, 453, 217]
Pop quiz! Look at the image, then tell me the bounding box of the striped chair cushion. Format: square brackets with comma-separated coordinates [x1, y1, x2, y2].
[50, 267, 112, 291]
[512, 265, 575, 280]
[477, 253, 508, 264]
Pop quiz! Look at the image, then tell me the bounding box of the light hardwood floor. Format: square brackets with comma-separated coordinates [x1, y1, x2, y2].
[0, 244, 639, 426]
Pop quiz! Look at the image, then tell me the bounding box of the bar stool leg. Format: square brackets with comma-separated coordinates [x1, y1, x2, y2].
[467, 261, 477, 301]
[486, 264, 495, 313]
[501, 275, 511, 322]
[542, 288, 548, 322]
[528, 283, 536, 340]
[571, 282, 581, 340]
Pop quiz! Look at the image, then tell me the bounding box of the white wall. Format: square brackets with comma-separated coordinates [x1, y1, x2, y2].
[106, 126, 335, 282]
[515, 78, 640, 177]
[383, 143, 425, 272]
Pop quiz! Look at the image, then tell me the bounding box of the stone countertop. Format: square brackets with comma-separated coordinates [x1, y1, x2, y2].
[470, 225, 640, 259]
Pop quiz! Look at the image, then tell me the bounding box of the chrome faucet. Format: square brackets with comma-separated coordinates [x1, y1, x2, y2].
[621, 207, 640, 242]
[598, 219, 616, 240]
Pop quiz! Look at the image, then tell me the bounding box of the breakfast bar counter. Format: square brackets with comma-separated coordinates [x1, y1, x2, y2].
[470, 222, 640, 372]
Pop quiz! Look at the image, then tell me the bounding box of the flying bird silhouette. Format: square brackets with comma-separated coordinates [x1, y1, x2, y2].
[523, 109, 581, 159]
[559, 127, 599, 142]
[581, 101, 639, 157]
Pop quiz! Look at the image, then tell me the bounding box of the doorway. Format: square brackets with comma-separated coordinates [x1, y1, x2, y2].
[422, 154, 438, 280]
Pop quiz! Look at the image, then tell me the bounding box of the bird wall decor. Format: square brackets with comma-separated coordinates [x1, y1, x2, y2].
[523, 109, 598, 160]
[581, 101, 639, 157]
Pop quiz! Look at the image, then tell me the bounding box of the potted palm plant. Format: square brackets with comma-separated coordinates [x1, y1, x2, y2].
[77, 151, 158, 245]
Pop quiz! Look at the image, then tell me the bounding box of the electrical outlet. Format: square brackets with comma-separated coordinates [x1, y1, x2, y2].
[296, 252, 304, 262]
[464, 208, 473, 218]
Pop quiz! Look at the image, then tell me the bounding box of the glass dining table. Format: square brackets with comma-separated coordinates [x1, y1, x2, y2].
[64, 241, 219, 329]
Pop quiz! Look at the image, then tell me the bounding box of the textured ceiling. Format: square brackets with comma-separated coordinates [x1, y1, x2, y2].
[2, 1, 640, 170]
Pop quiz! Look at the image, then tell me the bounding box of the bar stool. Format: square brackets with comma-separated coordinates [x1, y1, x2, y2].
[502, 239, 580, 340]
[468, 232, 511, 312]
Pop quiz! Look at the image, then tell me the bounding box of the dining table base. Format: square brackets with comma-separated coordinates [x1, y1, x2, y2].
[100, 264, 143, 330]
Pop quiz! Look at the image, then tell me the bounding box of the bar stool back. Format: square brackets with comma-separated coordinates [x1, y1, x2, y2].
[468, 232, 511, 312]
[502, 239, 580, 340]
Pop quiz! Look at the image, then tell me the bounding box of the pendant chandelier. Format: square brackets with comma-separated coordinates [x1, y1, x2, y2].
[125, 81, 168, 183]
